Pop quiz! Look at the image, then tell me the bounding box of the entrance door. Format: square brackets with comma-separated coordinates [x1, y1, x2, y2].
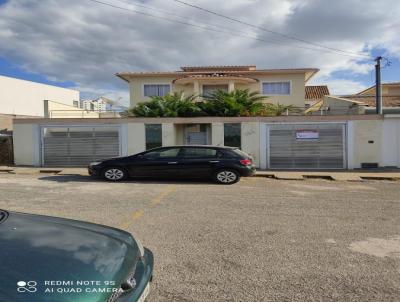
[184, 124, 209, 145]
[267, 123, 346, 169]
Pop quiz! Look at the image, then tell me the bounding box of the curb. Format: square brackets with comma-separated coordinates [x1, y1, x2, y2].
[1, 167, 400, 181]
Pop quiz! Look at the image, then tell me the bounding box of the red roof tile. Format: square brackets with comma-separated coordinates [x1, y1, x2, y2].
[305, 85, 330, 100]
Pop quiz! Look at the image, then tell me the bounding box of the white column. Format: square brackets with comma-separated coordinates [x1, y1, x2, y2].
[228, 80, 235, 92]
[211, 123, 224, 146]
[193, 81, 200, 100]
[162, 123, 176, 146]
[241, 122, 260, 168]
[127, 123, 145, 155]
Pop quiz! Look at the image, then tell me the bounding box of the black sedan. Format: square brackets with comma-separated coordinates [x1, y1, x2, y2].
[0, 209, 153, 302]
[89, 146, 256, 184]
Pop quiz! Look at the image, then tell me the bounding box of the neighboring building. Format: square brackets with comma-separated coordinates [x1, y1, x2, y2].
[305, 85, 330, 107]
[0, 75, 81, 129]
[318, 82, 400, 115]
[339, 82, 400, 111]
[0, 75, 79, 116]
[116, 66, 319, 108]
[80, 97, 112, 112]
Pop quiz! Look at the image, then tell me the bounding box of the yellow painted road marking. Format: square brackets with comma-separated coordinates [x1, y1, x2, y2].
[149, 185, 177, 206]
[119, 185, 178, 229]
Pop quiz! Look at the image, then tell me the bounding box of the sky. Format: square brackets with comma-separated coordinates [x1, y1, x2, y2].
[0, 0, 399, 105]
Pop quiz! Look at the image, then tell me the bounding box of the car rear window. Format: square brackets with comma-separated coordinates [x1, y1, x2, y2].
[223, 148, 249, 158]
[182, 148, 217, 158]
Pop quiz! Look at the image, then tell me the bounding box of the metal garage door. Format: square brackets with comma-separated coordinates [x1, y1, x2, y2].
[268, 123, 346, 169]
[42, 127, 120, 166]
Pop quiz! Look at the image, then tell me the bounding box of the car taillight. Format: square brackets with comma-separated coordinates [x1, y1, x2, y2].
[240, 159, 252, 166]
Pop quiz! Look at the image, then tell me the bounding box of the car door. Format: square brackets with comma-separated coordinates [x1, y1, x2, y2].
[127, 147, 183, 178]
[179, 147, 220, 178]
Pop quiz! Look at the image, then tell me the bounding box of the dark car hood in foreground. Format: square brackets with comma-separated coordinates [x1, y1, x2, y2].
[0, 211, 140, 302]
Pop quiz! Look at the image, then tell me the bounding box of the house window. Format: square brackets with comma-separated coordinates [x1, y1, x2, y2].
[143, 84, 170, 97]
[224, 123, 241, 148]
[262, 82, 291, 95]
[202, 84, 228, 96]
[145, 124, 162, 150]
[73, 100, 79, 107]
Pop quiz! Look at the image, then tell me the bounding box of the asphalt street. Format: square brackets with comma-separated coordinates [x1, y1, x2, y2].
[0, 174, 399, 301]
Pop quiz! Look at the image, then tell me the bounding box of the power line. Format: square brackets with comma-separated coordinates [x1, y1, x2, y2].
[86, 0, 371, 59]
[114, 0, 288, 44]
[172, 0, 372, 59]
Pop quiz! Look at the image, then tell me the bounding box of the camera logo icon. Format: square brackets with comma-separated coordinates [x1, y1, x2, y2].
[17, 281, 37, 293]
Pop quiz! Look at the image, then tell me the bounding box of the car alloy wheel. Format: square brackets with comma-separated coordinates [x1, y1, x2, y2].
[216, 170, 238, 184]
[104, 168, 125, 181]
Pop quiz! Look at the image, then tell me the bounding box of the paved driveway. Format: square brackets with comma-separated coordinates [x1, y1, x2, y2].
[0, 174, 400, 301]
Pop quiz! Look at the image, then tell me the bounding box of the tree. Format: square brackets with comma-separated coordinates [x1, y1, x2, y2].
[200, 89, 267, 117]
[125, 92, 204, 117]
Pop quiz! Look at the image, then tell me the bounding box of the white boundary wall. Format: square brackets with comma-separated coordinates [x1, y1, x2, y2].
[12, 115, 400, 169]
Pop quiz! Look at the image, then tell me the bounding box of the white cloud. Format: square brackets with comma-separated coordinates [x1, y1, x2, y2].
[0, 0, 399, 105]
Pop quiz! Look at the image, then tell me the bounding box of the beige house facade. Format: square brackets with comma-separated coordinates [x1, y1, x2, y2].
[117, 66, 319, 108]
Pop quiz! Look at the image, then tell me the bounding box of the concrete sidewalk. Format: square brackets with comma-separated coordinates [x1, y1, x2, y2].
[255, 170, 400, 181]
[1, 166, 400, 181]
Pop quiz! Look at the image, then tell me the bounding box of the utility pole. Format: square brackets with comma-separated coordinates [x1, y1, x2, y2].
[375, 56, 382, 114]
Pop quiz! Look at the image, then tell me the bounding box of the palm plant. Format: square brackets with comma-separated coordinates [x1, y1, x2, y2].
[263, 103, 296, 116]
[200, 89, 267, 117]
[126, 92, 203, 117]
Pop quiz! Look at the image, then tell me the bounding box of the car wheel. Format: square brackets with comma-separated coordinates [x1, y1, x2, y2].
[102, 167, 127, 181]
[214, 169, 240, 185]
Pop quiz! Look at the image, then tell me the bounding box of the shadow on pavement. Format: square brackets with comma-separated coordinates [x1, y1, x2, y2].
[38, 174, 220, 185]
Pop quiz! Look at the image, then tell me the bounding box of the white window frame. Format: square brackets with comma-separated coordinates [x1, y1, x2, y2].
[142, 83, 172, 97]
[260, 80, 292, 96]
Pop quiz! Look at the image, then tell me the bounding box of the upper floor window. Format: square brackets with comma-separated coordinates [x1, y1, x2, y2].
[262, 82, 291, 95]
[144, 84, 170, 97]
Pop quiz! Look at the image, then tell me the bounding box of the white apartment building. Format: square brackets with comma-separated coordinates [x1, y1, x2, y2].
[80, 97, 110, 112]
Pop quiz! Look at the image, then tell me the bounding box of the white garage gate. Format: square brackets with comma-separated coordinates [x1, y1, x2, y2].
[41, 126, 120, 166]
[266, 123, 347, 169]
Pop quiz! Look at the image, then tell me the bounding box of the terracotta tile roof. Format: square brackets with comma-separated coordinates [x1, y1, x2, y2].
[339, 95, 400, 107]
[305, 85, 330, 100]
[180, 65, 256, 72]
[116, 67, 319, 82]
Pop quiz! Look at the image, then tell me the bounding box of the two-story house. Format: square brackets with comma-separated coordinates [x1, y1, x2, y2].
[116, 65, 319, 145]
[117, 65, 319, 107]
